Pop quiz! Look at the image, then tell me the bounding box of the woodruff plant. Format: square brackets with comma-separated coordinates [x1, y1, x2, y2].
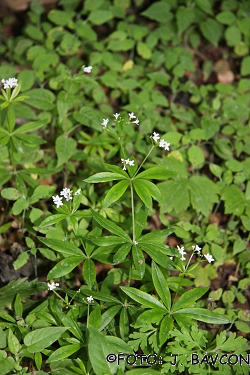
[33, 112, 236, 374]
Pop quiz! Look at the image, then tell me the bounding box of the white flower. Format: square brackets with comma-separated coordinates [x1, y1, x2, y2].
[132, 118, 139, 125]
[47, 282, 59, 291]
[128, 112, 136, 120]
[102, 118, 109, 127]
[121, 158, 134, 170]
[60, 188, 72, 201]
[152, 132, 160, 142]
[204, 253, 214, 263]
[177, 245, 186, 261]
[83, 66, 92, 73]
[74, 189, 81, 195]
[192, 244, 202, 254]
[113, 113, 120, 120]
[159, 138, 170, 151]
[87, 295, 94, 303]
[52, 195, 63, 208]
[1, 77, 18, 89]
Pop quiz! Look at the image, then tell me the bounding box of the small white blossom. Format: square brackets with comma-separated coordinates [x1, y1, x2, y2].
[177, 245, 186, 261]
[133, 241, 138, 245]
[121, 158, 134, 170]
[74, 189, 81, 195]
[128, 112, 136, 120]
[102, 118, 109, 127]
[152, 131, 160, 142]
[132, 118, 139, 125]
[60, 188, 72, 201]
[87, 295, 94, 303]
[204, 253, 214, 263]
[83, 66, 92, 73]
[192, 244, 202, 254]
[52, 195, 63, 208]
[47, 282, 59, 291]
[113, 113, 120, 120]
[159, 138, 170, 151]
[1, 77, 18, 89]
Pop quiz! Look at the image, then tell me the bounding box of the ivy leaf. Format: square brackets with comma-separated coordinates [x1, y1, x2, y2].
[221, 185, 245, 216]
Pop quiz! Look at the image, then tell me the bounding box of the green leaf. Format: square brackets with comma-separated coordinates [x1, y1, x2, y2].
[141, 244, 175, 270]
[24, 89, 55, 110]
[188, 145, 205, 169]
[113, 243, 131, 264]
[172, 287, 209, 312]
[158, 178, 190, 213]
[88, 235, 128, 246]
[173, 308, 230, 324]
[159, 315, 173, 346]
[24, 327, 68, 353]
[99, 305, 122, 331]
[1, 188, 20, 201]
[91, 209, 131, 241]
[152, 262, 171, 311]
[56, 135, 77, 167]
[82, 258, 96, 288]
[13, 252, 29, 270]
[135, 167, 176, 180]
[14, 119, 47, 133]
[133, 179, 152, 210]
[132, 244, 145, 279]
[134, 205, 148, 240]
[74, 107, 102, 131]
[89, 10, 113, 25]
[47, 256, 84, 279]
[134, 308, 166, 327]
[241, 56, 250, 76]
[47, 343, 82, 363]
[30, 185, 56, 204]
[221, 185, 245, 216]
[137, 42, 152, 60]
[189, 176, 219, 216]
[38, 238, 84, 257]
[225, 25, 241, 47]
[141, 2, 173, 23]
[84, 172, 128, 183]
[103, 180, 129, 208]
[12, 198, 29, 215]
[200, 18, 223, 47]
[88, 326, 115, 375]
[39, 214, 68, 227]
[195, 0, 213, 15]
[48, 9, 75, 26]
[120, 286, 166, 310]
[176, 6, 194, 34]
[216, 11, 235, 25]
[8, 329, 21, 355]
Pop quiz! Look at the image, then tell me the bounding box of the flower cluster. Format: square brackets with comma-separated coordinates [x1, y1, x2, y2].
[177, 244, 214, 263]
[47, 282, 59, 291]
[121, 158, 135, 170]
[83, 66, 92, 73]
[151, 131, 170, 151]
[177, 245, 187, 261]
[101, 112, 140, 128]
[1, 77, 18, 89]
[52, 188, 81, 208]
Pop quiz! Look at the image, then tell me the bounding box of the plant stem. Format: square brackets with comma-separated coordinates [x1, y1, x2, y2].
[133, 145, 155, 178]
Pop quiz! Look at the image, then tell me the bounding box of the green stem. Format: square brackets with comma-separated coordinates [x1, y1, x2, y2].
[133, 145, 155, 178]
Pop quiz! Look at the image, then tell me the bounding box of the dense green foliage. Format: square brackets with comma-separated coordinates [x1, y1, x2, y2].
[0, 0, 249, 374]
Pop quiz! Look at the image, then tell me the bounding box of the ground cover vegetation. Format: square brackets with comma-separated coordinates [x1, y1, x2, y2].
[0, 0, 249, 374]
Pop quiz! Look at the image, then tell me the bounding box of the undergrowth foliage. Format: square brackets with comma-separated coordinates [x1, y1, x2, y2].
[0, 0, 250, 374]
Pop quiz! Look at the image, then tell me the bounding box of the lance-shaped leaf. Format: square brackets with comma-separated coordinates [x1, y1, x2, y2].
[132, 244, 145, 279]
[84, 172, 128, 183]
[133, 179, 163, 209]
[172, 287, 209, 312]
[134, 167, 176, 180]
[24, 327, 68, 353]
[99, 305, 122, 331]
[173, 308, 230, 324]
[103, 180, 129, 208]
[103, 163, 128, 177]
[152, 262, 171, 311]
[134, 308, 166, 327]
[141, 244, 175, 270]
[38, 237, 84, 257]
[13, 119, 47, 133]
[87, 235, 128, 246]
[38, 214, 68, 227]
[47, 343, 82, 363]
[47, 256, 84, 279]
[91, 209, 131, 241]
[120, 286, 166, 310]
